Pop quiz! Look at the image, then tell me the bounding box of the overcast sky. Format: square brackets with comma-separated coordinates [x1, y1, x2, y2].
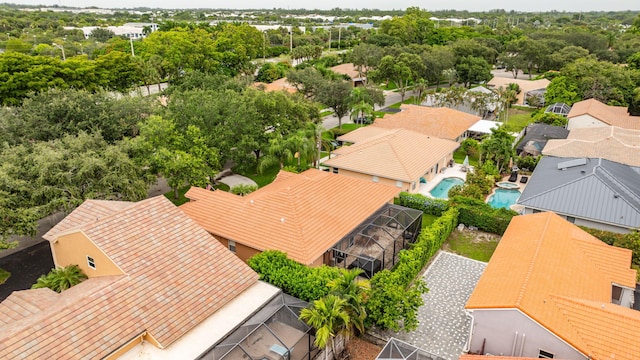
[11, 0, 640, 11]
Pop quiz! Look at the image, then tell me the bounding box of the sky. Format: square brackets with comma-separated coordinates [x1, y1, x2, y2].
[10, 0, 640, 11]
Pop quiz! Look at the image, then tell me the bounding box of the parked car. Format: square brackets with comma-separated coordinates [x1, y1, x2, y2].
[354, 117, 373, 124]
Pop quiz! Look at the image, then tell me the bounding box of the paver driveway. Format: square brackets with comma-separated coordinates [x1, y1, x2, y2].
[386, 251, 486, 360]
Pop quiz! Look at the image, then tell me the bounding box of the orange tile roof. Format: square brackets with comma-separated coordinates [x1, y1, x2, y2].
[487, 77, 550, 105]
[337, 125, 394, 144]
[0, 196, 257, 359]
[466, 212, 638, 360]
[330, 63, 362, 79]
[373, 104, 480, 140]
[568, 99, 640, 130]
[253, 77, 297, 93]
[543, 126, 640, 167]
[325, 128, 459, 182]
[180, 169, 401, 265]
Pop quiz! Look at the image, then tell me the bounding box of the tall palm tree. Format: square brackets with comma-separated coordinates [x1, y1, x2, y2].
[328, 268, 370, 337]
[258, 135, 294, 173]
[413, 78, 428, 105]
[300, 295, 350, 360]
[32, 264, 88, 293]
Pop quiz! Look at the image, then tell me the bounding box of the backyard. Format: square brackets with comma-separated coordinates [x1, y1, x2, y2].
[501, 106, 536, 132]
[443, 229, 500, 262]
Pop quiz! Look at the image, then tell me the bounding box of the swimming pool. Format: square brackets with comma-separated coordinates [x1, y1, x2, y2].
[429, 177, 464, 199]
[487, 189, 521, 209]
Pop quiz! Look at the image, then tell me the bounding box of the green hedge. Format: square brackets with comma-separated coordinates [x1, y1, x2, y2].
[247, 250, 342, 302]
[398, 192, 449, 216]
[450, 196, 517, 235]
[366, 207, 459, 331]
[578, 226, 624, 246]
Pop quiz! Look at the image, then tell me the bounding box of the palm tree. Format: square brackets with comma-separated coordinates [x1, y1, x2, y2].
[328, 268, 370, 337]
[32, 265, 88, 293]
[258, 136, 294, 173]
[300, 295, 350, 360]
[413, 78, 428, 105]
[349, 102, 374, 126]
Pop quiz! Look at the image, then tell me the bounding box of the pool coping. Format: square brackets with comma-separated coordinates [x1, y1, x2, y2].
[428, 177, 466, 199]
[486, 186, 522, 211]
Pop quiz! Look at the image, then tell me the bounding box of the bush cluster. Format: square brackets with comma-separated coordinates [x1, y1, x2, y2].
[450, 196, 518, 235]
[397, 192, 449, 216]
[247, 250, 342, 302]
[366, 207, 459, 331]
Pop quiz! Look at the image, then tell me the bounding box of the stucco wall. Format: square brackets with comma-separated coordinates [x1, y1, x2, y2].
[51, 231, 123, 278]
[335, 169, 411, 192]
[567, 115, 608, 130]
[215, 236, 260, 263]
[469, 309, 587, 359]
[522, 207, 631, 234]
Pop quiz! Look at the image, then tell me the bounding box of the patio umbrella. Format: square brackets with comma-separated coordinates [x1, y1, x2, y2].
[463, 155, 469, 167]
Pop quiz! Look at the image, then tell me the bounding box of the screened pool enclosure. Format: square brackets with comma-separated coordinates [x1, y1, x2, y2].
[198, 293, 318, 360]
[330, 204, 423, 279]
[376, 338, 445, 360]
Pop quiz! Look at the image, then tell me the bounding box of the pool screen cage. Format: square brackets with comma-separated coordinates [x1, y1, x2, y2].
[330, 204, 423, 279]
[198, 293, 319, 360]
[544, 102, 571, 117]
[376, 338, 446, 360]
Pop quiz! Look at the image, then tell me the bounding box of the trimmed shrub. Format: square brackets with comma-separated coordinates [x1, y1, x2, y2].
[397, 192, 449, 216]
[450, 196, 517, 235]
[330, 127, 351, 138]
[578, 226, 624, 246]
[248, 250, 342, 302]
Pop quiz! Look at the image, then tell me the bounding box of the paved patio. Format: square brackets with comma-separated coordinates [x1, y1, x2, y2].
[418, 164, 470, 198]
[385, 252, 486, 360]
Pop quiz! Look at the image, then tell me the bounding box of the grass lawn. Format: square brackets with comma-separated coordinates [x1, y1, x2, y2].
[444, 230, 500, 262]
[453, 150, 479, 167]
[422, 214, 438, 228]
[239, 164, 280, 188]
[0, 268, 10, 285]
[501, 107, 535, 132]
[387, 96, 417, 109]
[319, 110, 334, 117]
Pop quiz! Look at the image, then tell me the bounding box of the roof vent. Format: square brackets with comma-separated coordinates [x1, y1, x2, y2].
[580, 170, 586, 174]
[250, 200, 254, 204]
[281, 217, 285, 223]
[557, 158, 587, 170]
[614, 194, 619, 199]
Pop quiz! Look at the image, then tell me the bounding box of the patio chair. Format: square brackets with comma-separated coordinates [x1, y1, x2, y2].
[520, 176, 528, 184]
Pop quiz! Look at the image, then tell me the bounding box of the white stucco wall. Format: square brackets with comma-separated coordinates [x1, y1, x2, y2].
[468, 309, 587, 360]
[567, 115, 608, 130]
[521, 207, 632, 234]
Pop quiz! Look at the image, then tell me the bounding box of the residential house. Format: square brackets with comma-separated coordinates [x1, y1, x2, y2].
[543, 126, 640, 167]
[486, 77, 550, 106]
[180, 169, 422, 278]
[517, 156, 640, 233]
[566, 98, 640, 130]
[466, 212, 639, 360]
[515, 123, 569, 157]
[0, 196, 317, 359]
[373, 104, 481, 142]
[324, 128, 459, 191]
[331, 63, 366, 86]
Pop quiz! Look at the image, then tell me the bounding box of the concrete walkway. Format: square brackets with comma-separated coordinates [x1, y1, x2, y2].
[218, 174, 258, 189]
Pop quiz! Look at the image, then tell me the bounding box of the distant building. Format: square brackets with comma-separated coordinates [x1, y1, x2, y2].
[81, 22, 158, 40]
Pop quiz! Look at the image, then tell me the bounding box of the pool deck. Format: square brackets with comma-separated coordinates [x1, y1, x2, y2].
[486, 173, 530, 213]
[418, 164, 470, 198]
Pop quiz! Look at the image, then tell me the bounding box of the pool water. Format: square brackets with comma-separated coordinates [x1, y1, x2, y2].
[487, 189, 521, 209]
[429, 177, 464, 199]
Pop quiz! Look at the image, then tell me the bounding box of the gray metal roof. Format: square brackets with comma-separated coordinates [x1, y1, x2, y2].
[517, 157, 640, 229]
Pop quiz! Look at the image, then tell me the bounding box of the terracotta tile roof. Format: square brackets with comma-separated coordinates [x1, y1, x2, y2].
[466, 212, 638, 360]
[336, 125, 394, 144]
[253, 78, 297, 93]
[180, 169, 401, 265]
[568, 99, 640, 130]
[544, 126, 640, 167]
[43, 200, 134, 241]
[487, 77, 550, 105]
[0, 196, 258, 359]
[330, 63, 362, 79]
[325, 129, 459, 182]
[372, 104, 480, 140]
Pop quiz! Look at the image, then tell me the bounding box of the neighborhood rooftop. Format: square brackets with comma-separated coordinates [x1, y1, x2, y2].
[568, 98, 640, 130]
[0, 196, 258, 359]
[179, 169, 401, 265]
[466, 212, 639, 360]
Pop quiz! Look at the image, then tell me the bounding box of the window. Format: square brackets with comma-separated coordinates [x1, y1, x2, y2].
[538, 350, 554, 359]
[395, 180, 403, 188]
[566, 216, 575, 223]
[372, 176, 379, 183]
[228, 240, 237, 253]
[87, 256, 96, 270]
[332, 167, 339, 174]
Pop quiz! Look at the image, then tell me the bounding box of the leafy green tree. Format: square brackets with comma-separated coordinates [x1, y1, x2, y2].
[532, 112, 568, 126]
[286, 67, 326, 99]
[455, 56, 492, 88]
[421, 46, 456, 85]
[300, 295, 350, 360]
[90, 27, 115, 42]
[544, 76, 581, 105]
[256, 62, 290, 83]
[480, 127, 515, 173]
[350, 43, 384, 82]
[317, 80, 353, 128]
[95, 51, 140, 92]
[328, 268, 370, 337]
[32, 265, 87, 292]
[371, 54, 412, 100]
